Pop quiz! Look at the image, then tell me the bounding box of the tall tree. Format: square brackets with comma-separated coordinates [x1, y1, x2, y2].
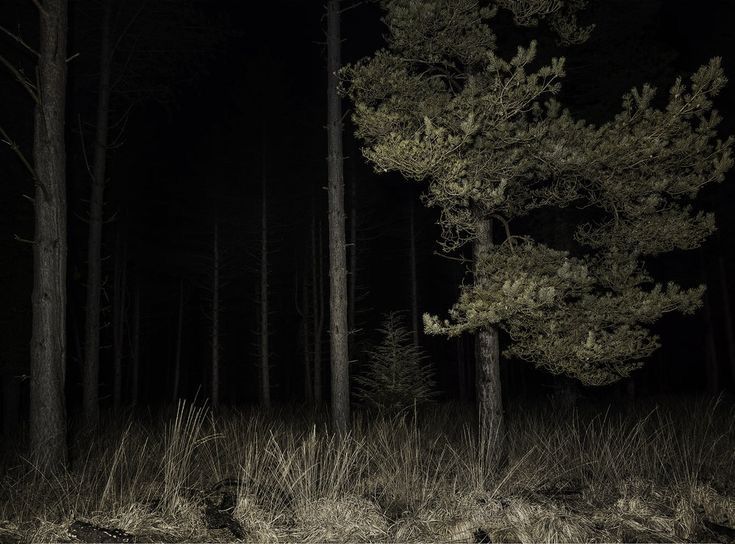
[81, 0, 112, 432]
[326, 0, 350, 432]
[31, 0, 70, 469]
[1, 0, 70, 470]
[347, 0, 731, 466]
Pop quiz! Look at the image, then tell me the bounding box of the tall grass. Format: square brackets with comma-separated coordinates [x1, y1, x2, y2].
[0, 396, 732, 543]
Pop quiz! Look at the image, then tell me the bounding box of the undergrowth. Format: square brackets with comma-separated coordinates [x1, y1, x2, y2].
[0, 396, 733, 543]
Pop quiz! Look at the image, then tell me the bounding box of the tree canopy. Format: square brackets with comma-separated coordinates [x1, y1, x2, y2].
[345, 0, 733, 385]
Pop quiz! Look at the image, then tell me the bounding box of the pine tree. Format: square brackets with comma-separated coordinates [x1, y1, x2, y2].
[356, 312, 436, 414]
[345, 0, 732, 459]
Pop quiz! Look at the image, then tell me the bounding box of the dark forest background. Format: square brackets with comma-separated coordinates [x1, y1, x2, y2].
[1, 0, 735, 425]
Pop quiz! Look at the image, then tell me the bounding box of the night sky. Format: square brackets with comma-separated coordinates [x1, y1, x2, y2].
[2, 0, 735, 415]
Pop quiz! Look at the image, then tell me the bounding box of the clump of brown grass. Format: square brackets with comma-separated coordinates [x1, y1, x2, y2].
[0, 396, 733, 543]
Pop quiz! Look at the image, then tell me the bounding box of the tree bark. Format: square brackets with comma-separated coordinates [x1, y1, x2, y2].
[260, 151, 270, 408]
[473, 219, 505, 468]
[311, 211, 324, 404]
[82, 0, 113, 431]
[112, 227, 127, 413]
[211, 217, 220, 411]
[30, 0, 69, 470]
[326, 0, 350, 433]
[409, 199, 419, 347]
[172, 278, 184, 401]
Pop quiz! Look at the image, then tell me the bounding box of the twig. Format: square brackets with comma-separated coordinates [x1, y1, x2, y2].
[13, 234, 36, 244]
[30, 0, 49, 18]
[0, 52, 39, 103]
[0, 24, 40, 57]
[0, 123, 48, 200]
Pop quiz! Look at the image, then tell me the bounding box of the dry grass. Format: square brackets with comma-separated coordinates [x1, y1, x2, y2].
[0, 396, 733, 543]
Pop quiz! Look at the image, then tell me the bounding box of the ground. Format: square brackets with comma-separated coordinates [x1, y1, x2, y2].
[0, 398, 733, 543]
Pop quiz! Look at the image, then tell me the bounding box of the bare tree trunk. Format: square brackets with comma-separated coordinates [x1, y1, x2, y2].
[473, 219, 505, 468]
[112, 228, 127, 413]
[409, 199, 419, 347]
[82, 0, 112, 431]
[130, 283, 140, 407]
[211, 218, 220, 411]
[717, 255, 735, 387]
[260, 153, 270, 408]
[172, 278, 184, 401]
[30, 0, 69, 470]
[311, 211, 325, 404]
[326, 0, 350, 433]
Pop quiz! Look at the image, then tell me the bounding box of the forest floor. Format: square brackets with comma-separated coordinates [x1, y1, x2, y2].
[1, 397, 734, 543]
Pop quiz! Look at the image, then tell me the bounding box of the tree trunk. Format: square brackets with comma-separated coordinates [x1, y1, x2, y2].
[473, 220, 505, 468]
[82, 0, 113, 431]
[2, 374, 21, 438]
[260, 152, 270, 408]
[30, 0, 69, 470]
[130, 283, 140, 407]
[311, 211, 324, 404]
[326, 0, 350, 433]
[172, 278, 184, 401]
[112, 228, 127, 413]
[717, 255, 735, 388]
[409, 199, 419, 347]
[211, 217, 220, 411]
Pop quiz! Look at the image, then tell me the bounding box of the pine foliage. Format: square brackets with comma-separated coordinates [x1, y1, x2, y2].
[356, 312, 436, 413]
[345, 0, 733, 386]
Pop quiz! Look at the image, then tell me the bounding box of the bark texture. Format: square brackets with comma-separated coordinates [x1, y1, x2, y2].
[31, 0, 69, 469]
[326, 0, 349, 433]
[473, 220, 505, 468]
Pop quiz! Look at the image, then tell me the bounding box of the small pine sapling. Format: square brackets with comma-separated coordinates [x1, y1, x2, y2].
[356, 312, 436, 414]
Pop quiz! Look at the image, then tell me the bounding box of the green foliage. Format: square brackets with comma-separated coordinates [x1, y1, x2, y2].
[356, 312, 436, 413]
[346, 0, 733, 385]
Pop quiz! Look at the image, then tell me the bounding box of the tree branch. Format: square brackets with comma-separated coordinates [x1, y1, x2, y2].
[0, 24, 40, 57]
[0, 52, 39, 103]
[30, 0, 49, 18]
[0, 124, 42, 192]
